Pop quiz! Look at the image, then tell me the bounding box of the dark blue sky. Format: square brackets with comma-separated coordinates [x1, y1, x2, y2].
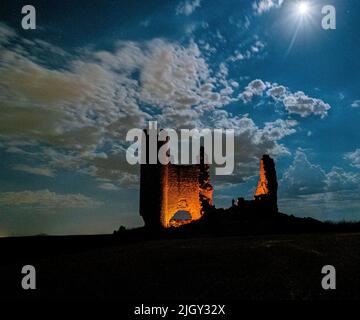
[1, 0, 360, 236]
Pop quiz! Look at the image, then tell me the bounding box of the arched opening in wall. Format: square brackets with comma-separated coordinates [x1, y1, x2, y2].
[169, 210, 192, 228]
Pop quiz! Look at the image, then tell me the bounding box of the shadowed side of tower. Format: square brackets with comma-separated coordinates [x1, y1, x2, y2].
[139, 131, 165, 230]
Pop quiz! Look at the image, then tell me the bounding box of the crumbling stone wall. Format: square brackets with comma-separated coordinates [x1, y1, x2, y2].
[140, 135, 213, 229]
[161, 165, 202, 227]
[254, 155, 278, 212]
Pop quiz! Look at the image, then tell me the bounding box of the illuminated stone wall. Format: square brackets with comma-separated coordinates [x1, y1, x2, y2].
[255, 158, 269, 197]
[139, 130, 213, 228]
[254, 155, 278, 212]
[161, 165, 203, 228]
[140, 158, 213, 229]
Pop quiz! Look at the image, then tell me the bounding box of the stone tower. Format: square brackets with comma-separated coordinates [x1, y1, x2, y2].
[254, 155, 278, 212]
[139, 131, 213, 229]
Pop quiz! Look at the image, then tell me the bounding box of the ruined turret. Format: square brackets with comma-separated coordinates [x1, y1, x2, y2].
[254, 155, 278, 212]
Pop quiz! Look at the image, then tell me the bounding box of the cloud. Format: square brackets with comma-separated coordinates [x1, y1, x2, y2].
[278, 149, 360, 221]
[281, 150, 360, 196]
[0, 24, 306, 191]
[240, 80, 331, 118]
[283, 91, 331, 118]
[267, 85, 286, 100]
[98, 183, 120, 191]
[325, 167, 359, 191]
[253, 0, 284, 14]
[228, 41, 265, 63]
[134, 39, 232, 112]
[0, 25, 237, 186]
[0, 23, 17, 44]
[239, 79, 266, 102]
[209, 111, 297, 184]
[279, 157, 360, 221]
[176, 0, 201, 16]
[261, 119, 297, 141]
[13, 164, 55, 177]
[344, 149, 360, 168]
[351, 100, 360, 108]
[279, 190, 360, 221]
[0, 190, 102, 208]
[281, 150, 327, 195]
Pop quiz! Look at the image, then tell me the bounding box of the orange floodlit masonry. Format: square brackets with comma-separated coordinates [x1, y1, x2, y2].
[254, 155, 278, 205]
[255, 156, 270, 196]
[139, 130, 213, 229]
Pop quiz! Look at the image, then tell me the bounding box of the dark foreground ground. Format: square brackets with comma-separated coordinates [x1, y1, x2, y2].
[0, 231, 359, 300]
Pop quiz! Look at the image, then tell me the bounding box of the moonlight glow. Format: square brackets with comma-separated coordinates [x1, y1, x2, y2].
[297, 2, 310, 16]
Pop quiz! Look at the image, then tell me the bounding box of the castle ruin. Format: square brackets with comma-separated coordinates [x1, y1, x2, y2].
[140, 129, 278, 229]
[233, 154, 278, 214]
[139, 131, 213, 229]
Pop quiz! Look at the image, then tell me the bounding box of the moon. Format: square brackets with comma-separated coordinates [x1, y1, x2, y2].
[297, 2, 310, 16]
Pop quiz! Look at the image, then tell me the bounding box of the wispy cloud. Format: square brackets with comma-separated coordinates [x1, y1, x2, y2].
[13, 164, 55, 177]
[344, 149, 360, 168]
[253, 0, 284, 15]
[0, 190, 102, 208]
[98, 182, 120, 191]
[176, 0, 201, 16]
[351, 100, 360, 108]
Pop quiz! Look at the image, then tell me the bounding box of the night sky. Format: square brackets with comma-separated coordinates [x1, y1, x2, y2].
[1, 0, 360, 236]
